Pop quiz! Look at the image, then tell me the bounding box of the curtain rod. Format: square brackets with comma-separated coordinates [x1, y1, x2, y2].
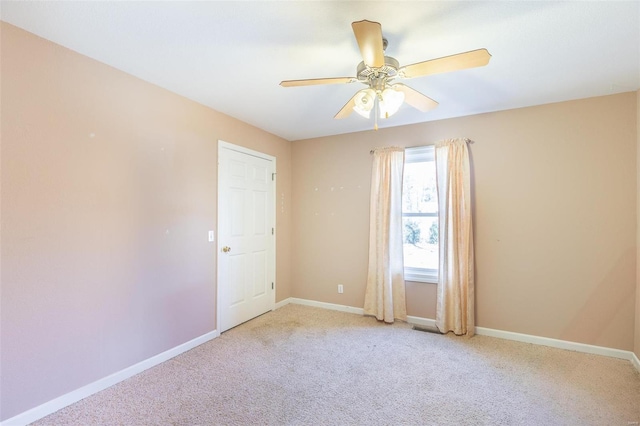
[370, 139, 474, 154]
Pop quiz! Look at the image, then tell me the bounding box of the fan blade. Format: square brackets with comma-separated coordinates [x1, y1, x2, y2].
[351, 20, 385, 68]
[400, 48, 492, 79]
[393, 83, 438, 112]
[280, 77, 355, 87]
[334, 92, 359, 119]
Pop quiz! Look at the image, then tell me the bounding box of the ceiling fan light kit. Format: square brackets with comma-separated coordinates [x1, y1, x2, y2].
[280, 19, 491, 127]
[353, 87, 404, 119]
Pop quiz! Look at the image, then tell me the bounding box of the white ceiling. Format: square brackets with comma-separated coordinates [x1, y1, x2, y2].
[1, 1, 639, 141]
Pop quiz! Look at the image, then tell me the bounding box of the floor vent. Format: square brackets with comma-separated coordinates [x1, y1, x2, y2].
[412, 325, 441, 334]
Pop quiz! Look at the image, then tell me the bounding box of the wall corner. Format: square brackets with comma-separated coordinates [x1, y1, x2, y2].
[635, 89, 640, 359]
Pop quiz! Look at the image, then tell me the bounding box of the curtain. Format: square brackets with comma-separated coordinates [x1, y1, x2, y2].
[435, 138, 475, 336]
[363, 147, 407, 323]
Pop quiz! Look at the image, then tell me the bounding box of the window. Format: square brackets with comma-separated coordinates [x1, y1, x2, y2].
[402, 146, 438, 283]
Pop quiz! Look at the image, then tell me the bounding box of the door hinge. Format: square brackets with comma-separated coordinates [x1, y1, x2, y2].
[271, 282, 274, 290]
[272, 227, 274, 235]
[272, 173, 276, 181]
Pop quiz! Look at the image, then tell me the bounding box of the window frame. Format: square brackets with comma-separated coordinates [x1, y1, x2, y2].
[403, 145, 438, 284]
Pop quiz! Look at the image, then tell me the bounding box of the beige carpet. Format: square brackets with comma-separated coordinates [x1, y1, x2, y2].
[33, 304, 640, 425]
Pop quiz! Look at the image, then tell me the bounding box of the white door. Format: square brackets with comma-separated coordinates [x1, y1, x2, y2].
[218, 141, 275, 332]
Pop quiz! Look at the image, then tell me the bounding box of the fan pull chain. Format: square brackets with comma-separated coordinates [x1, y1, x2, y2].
[374, 98, 379, 131]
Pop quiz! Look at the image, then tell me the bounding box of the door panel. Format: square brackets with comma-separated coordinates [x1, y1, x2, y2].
[229, 254, 246, 306]
[252, 251, 267, 297]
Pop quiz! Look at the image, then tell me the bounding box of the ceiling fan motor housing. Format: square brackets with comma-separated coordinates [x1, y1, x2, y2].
[357, 56, 399, 90]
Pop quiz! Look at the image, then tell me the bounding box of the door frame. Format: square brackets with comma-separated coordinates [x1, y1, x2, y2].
[217, 140, 276, 333]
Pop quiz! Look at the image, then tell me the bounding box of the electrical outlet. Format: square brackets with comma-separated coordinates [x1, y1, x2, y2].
[338, 284, 344, 294]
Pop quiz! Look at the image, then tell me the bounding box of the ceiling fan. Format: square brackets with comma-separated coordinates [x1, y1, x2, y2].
[280, 20, 491, 125]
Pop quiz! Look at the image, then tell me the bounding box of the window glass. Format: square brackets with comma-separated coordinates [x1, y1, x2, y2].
[402, 146, 438, 282]
[403, 161, 437, 214]
[402, 216, 438, 270]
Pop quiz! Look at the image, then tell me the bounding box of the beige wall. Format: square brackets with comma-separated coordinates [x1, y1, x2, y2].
[636, 89, 640, 360]
[0, 22, 292, 420]
[292, 92, 637, 352]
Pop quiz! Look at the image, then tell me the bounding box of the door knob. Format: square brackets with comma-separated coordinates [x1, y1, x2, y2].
[222, 246, 231, 253]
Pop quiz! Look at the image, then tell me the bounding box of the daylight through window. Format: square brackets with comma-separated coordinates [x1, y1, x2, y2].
[402, 146, 438, 283]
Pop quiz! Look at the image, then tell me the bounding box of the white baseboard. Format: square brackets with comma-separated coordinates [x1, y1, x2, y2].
[279, 297, 640, 372]
[474, 326, 634, 361]
[632, 351, 640, 373]
[278, 298, 417, 328]
[281, 297, 435, 328]
[280, 297, 365, 315]
[274, 297, 292, 310]
[1, 330, 219, 426]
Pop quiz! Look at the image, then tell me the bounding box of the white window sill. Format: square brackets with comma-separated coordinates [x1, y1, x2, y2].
[404, 271, 438, 284]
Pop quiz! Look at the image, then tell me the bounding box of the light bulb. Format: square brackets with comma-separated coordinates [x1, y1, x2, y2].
[379, 88, 405, 118]
[353, 88, 375, 118]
